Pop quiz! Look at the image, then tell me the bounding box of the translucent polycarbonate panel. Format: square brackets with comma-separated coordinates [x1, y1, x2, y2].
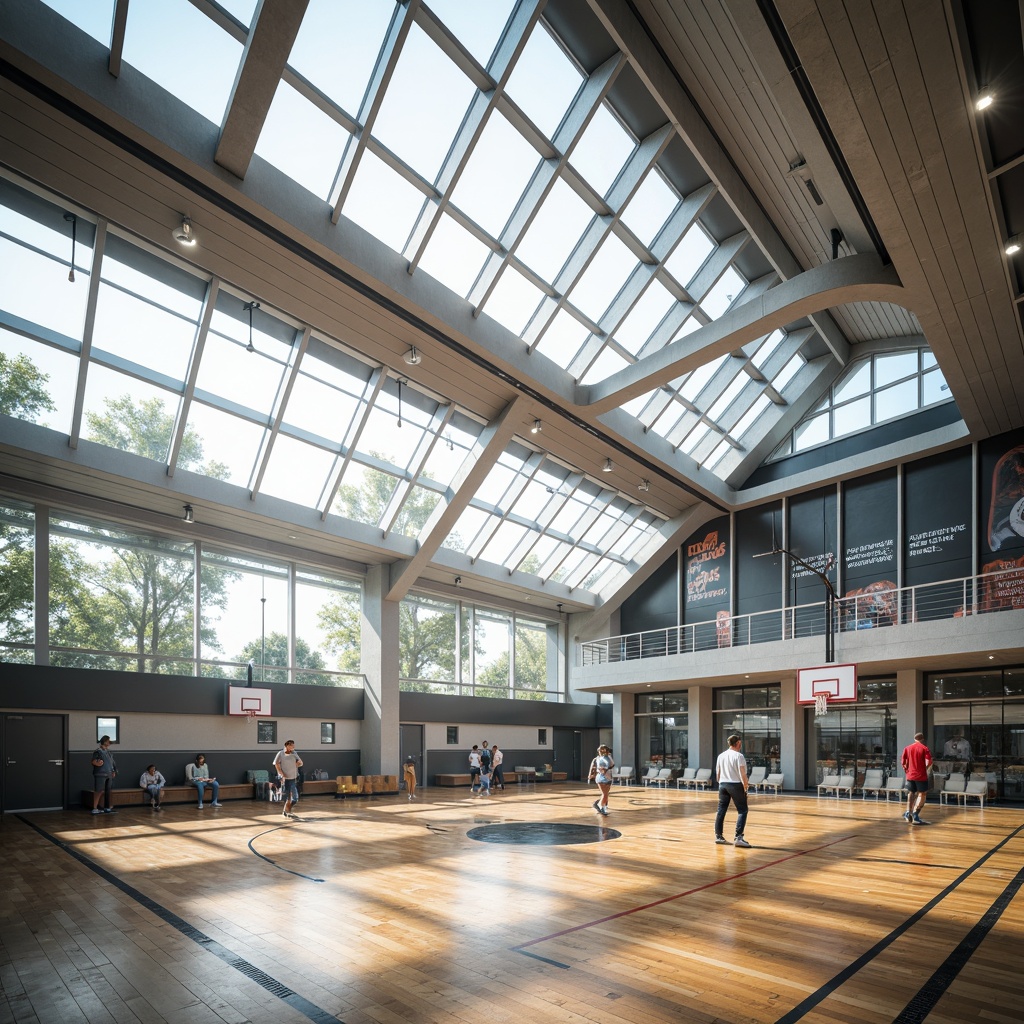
[680, 420, 711, 455]
[833, 359, 870, 402]
[680, 355, 726, 403]
[569, 104, 635, 198]
[875, 350, 918, 387]
[183, 402, 265, 486]
[450, 112, 541, 237]
[579, 345, 628, 385]
[428, 0, 516, 68]
[198, 301, 294, 414]
[533, 308, 589, 366]
[122, 0, 242, 124]
[80, 366, 180, 464]
[255, 82, 351, 200]
[701, 266, 745, 319]
[704, 437, 733, 469]
[259, 433, 337, 508]
[373, 23, 477, 183]
[794, 412, 828, 451]
[482, 266, 545, 336]
[470, 451, 520, 508]
[922, 367, 949, 405]
[622, 169, 678, 247]
[288, 0, 396, 118]
[665, 222, 714, 289]
[568, 233, 638, 321]
[752, 330, 785, 369]
[832, 395, 870, 437]
[0, 328, 77, 434]
[579, 506, 627, 551]
[773, 353, 804, 393]
[613, 280, 676, 356]
[508, 472, 559, 523]
[874, 377, 918, 422]
[41, 0, 115, 45]
[465, 510, 502, 560]
[548, 491, 592, 538]
[416, 213, 490, 297]
[281, 369, 362, 447]
[390, 484, 441, 537]
[504, 23, 582, 141]
[706, 369, 748, 422]
[732, 392, 771, 439]
[341, 149, 426, 253]
[332, 460, 401, 527]
[479, 519, 530, 564]
[515, 178, 594, 284]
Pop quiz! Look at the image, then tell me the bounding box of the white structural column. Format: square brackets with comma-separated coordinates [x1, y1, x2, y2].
[691, 685, 714, 774]
[780, 675, 804, 791]
[896, 669, 925, 758]
[612, 692, 635, 772]
[361, 565, 401, 776]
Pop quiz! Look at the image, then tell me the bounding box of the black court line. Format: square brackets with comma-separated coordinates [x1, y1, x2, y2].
[773, 820, 1024, 1024]
[517, 949, 572, 969]
[18, 816, 342, 1024]
[247, 825, 325, 882]
[893, 862, 1024, 1023]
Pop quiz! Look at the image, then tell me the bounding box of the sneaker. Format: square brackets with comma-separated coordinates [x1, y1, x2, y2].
[715, 836, 730, 845]
[91, 808, 102, 815]
[599, 807, 610, 816]
[733, 837, 752, 848]
[903, 811, 912, 821]
[154, 805, 162, 811]
[912, 816, 928, 825]
[211, 802, 222, 807]
[103, 808, 117, 814]
[592, 800, 601, 813]
[197, 802, 203, 809]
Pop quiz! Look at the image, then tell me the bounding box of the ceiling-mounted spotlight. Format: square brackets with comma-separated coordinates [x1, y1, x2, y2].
[243, 300, 260, 352]
[63, 212, 77, 283]
[602, 458, 613, 473]
[454, 575, 462, 586]
[976, 90, 994, 111]
[182, 503, 194, 524]
[172, 215, 196, 246]
[403, 346, 422, 366]
[638, 479, 650, 492]
[1005, 235, 1022, 256]
[531, 419, 542, 434]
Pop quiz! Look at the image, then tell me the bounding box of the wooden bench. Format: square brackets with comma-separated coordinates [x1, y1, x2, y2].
[435, 773, 473, 786]
[301, 779, 337, 795]
[81, 783, 253, 808]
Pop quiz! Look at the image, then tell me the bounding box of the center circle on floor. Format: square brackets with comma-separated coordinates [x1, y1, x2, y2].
[467, 822, 621, 845]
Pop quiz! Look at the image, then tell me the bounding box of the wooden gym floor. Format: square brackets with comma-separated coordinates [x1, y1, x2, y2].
[1, 784, 1022, 1024]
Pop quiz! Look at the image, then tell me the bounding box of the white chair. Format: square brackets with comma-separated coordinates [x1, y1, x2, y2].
[834, 774, 855, 798]
[939, 775, 967, 805]
[961, 779, 987, 808]
[817, 774, 841, 797]
[748, 766, 766, 792]
[884, 776, 906, 801]
[645, 768, 674, 788]
[614, 766, 635, 786]
[861, 769, 885, 799]
[762, 773, 784, 794]
[640, 767, 660, 786]
[692, 768, 713, 790]
[676, 767, 697, 790]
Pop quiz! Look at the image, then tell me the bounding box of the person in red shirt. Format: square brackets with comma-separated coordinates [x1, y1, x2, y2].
[901, 732, 933, 825]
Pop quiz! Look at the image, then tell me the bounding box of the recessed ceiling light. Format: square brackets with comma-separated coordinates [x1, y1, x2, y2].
[531, 419, 542, 434]
[976, 91, 994, 111]
[602, 458, 613, 473]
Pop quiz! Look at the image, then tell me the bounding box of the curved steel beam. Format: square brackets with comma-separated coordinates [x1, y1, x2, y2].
[577, 253, 906, 414]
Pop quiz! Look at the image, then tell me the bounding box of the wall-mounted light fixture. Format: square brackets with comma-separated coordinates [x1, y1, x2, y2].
[1005, 235, 1021, 256]
[182, 504, 194, 524]
[403, 346, 422, 365]
[976, 90, 994, 111]
[602, 458, 613, 473]
[172, 215, 196, 246]
[531, 419, 542, 434]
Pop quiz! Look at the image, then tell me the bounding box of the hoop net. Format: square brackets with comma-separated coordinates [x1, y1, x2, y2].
[244, 709, 259, 721]
[814, 693, 830, 718]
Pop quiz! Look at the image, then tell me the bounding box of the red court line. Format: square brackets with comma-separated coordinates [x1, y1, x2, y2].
[513, 834, 856, 951]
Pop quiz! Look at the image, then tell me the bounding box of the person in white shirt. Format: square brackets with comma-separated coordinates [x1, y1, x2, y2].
[273, 740, 303, 819]
[714, 735, 751, 847]
[468, 745, 482, 793]
[139, 764, 166, 810]
[491, 744, 505, 791]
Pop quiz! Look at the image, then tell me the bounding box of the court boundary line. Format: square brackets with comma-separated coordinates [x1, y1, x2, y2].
[18, 815, 343, 1024]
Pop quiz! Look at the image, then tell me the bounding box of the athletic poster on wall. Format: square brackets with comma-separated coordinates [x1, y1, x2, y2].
[978, 427, 1024, 611]
[842, 469, 897, 629]
[683, 516, 730, 647]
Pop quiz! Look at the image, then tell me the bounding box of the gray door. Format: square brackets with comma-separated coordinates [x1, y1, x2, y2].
[3, 713, 66, 811]
[553, 727, 583, 781]
[399, 723, 424, 789]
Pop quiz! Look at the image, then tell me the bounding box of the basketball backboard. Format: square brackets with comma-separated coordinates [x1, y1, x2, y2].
[797, 664, 857, 704]
[227, 684, 272, 716]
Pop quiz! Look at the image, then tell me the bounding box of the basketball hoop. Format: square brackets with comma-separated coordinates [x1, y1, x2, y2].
[814, 693, 830, 718]
[244, 709, 258, 721]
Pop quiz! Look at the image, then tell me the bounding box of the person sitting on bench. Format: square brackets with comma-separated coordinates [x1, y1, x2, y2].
[186, 753, 221, 808]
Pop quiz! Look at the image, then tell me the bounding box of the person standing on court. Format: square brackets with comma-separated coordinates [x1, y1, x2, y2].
[273, 739, 303, 818]
[90, 735, 117, 815]
[468, 744, 482, 793]
[901, 731, 933, 825]
[403, 755, 417, 800]
[491, 744, 505, 791]
[590, 744, 614, 816]
[139, 763, 166, 810]
[714, 734, 751, 847]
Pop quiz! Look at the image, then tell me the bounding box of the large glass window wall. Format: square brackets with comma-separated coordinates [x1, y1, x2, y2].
[714, 685, 781, 772]
[636, 692, 689, 774]
[926, 669, 1024, 802]
[807, 678, 897, 788]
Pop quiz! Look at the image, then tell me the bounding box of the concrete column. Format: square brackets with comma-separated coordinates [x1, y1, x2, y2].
[690, 685, 714, 769]
[360, 565, 400, 775]
[780, 675, 803, 790]
[896, 668, 924, 753]
[613, 691, 635, 770]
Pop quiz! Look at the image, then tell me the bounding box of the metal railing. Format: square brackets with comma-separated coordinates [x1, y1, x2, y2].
[579, 567, 1024, 665]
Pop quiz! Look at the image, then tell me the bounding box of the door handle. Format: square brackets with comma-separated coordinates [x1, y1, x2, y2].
[6, 759, 14, 765]
[48, 759, 64, 766]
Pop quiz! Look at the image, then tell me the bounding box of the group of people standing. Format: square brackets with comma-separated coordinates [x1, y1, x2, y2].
[469, 741, 504, 796]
